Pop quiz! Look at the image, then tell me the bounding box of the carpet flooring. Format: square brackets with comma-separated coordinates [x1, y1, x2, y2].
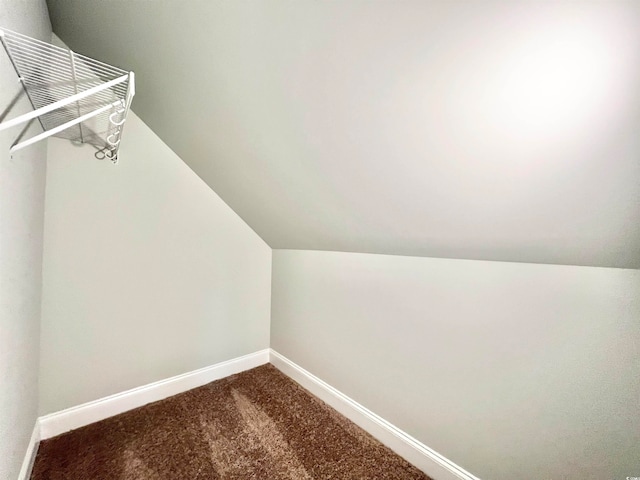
[31, 364, 431, 479]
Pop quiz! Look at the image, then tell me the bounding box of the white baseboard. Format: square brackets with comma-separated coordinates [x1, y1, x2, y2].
[39, 349, 270, 440]
[35, 347, 479, 480]
[269, 349, 480, 480]
[18, 420, 40, 480]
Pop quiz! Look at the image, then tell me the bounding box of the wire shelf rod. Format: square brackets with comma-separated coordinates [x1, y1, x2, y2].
[72, 59, 126, 76]
[6, 42, 127, 79]
[4, 38, 71, 59]
[6, 44, 71, 64]
[11, 100, 122, 152]
[25, 87, 76, 99]
[73, 54, 127, 74]
[3, 31, 70, 52]
[7, 49, 76, 69]
[0, 74, 127, 132]
[7, 52, 98, 79]
[25, 88, 75, 100]
[4, 30, 128, 74]
[23, 81, 127, 99]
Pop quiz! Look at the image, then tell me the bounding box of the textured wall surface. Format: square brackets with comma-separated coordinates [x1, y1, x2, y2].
[40, 111, 271, 414]
[0, 2, 51, 479]
[272, 249, 640, 480]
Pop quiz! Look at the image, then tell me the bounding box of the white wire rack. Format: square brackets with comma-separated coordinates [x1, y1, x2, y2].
[0, 28, 135, 163]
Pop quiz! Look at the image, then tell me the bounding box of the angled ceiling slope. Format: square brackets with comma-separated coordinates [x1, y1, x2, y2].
[46, 1, 640, 268]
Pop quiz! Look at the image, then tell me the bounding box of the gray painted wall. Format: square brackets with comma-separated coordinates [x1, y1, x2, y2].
[39, 111, 272, 414]
[0, 2, 50, 478]
[45, 0, 640, 268]
[271, 249, 640, 480]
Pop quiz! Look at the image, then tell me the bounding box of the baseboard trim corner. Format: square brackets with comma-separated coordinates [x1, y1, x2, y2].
[269, 349, 480, 480]
[39, 348, 270, 440]
[18, 420, 40, 480]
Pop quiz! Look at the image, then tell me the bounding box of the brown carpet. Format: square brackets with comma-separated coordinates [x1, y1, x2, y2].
[31, 364, 431, 479]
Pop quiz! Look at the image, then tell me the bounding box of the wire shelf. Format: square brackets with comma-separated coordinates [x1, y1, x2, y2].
[0, 28, 135, 163]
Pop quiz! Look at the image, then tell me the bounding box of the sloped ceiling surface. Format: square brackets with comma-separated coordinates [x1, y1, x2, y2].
[46, 1, 640, 268]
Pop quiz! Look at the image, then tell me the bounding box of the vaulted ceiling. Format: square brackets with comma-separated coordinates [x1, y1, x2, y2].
[46, 1, 640, 268]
